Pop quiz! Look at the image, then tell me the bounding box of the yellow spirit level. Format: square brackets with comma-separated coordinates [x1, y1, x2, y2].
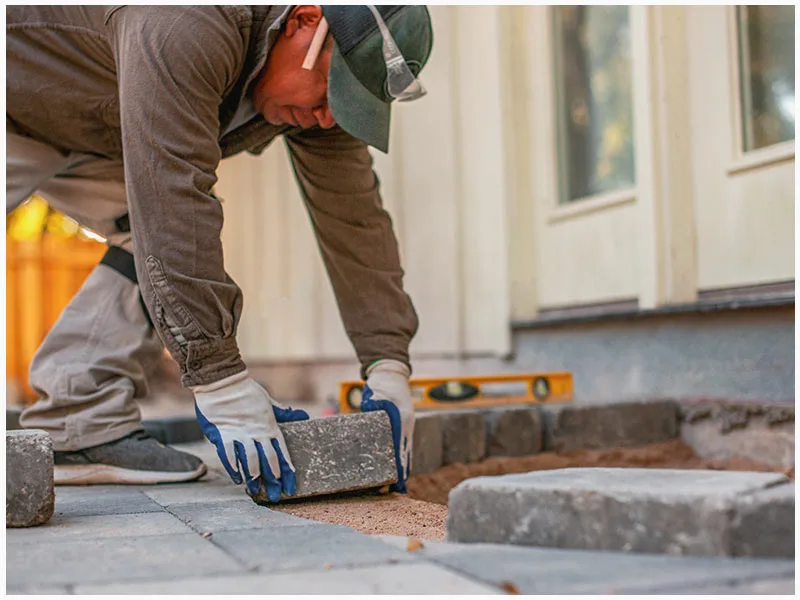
[339, 372, 573, 414]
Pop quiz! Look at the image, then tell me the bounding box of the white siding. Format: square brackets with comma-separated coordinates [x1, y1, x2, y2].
[218, 6, 511, 364]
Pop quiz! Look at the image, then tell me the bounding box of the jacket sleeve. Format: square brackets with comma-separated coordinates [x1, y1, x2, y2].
[107, 6, 246, 386]
[284, 127, 419, 379]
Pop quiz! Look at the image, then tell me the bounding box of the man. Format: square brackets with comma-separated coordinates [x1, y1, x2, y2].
[7, 5, 432, 502]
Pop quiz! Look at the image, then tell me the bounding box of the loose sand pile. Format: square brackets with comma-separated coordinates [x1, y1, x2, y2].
[273, 439, 792, 540]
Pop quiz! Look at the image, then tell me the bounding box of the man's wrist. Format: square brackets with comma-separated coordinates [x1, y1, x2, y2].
[365, 359, 410, 379]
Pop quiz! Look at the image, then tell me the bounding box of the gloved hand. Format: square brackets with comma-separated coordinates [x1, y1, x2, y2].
[360, 359, 414, 493]
[191, 370, 308, 503]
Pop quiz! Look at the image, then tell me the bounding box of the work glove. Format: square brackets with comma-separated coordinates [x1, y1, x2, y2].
[191, 370, 308, 503]
[360, 359, 414, 493]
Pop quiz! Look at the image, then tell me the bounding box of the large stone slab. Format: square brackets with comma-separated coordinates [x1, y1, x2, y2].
[253, 412, 396, 503]
[447, 468, 793, 557]
[542, 400, 678, 451]
[7, 430, 55, 527]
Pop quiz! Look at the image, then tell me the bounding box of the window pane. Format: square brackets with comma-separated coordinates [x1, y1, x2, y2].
[555, 6, 635, 203]
[738, 6, 795, 151]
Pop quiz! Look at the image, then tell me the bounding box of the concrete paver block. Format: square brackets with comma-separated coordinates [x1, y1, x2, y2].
[55, 490, 163, 518]
[729, 483, 795, 558]
[423, 541, 795, 595]
[6, 511, 192, 544]
[7, 430, 54, 528]
[254, 412, 396, 503]
[485, 407, 543, 458]
[440, 411, 486, 465]
[143, 479, 244, 507]
[412, 413, 444, 475]
[6, 533, 245, 588]
[447, 468, 792, 557]
[542, 400, 678, 451]
[167, 499, 313, 533]
[210, 523, 415, 572]
[75, 562, 500, 595]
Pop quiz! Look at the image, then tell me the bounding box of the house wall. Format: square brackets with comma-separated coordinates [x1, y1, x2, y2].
[217, 6, 794, 405]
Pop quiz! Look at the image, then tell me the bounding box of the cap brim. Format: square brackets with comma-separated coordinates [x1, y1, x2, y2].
[327, 43, 391, 153]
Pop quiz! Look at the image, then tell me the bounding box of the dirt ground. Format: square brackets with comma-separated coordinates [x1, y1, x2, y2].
[274, 439, 792, 541]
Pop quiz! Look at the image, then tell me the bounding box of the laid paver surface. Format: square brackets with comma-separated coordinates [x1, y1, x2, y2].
[6, 440, 795, 594]
[75, 563, 500, 595]
[416, 541, 795, 595]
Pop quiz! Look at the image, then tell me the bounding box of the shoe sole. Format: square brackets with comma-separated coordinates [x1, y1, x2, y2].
[54, 462, 208, 485]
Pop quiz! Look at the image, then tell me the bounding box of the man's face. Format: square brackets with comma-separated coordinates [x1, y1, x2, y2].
[252, 6, 336, 130]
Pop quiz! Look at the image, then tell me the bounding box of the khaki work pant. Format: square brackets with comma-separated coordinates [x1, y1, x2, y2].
[7, 126, 163, 451]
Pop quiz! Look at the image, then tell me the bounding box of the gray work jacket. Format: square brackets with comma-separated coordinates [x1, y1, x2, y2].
[7, 5, 418, 386]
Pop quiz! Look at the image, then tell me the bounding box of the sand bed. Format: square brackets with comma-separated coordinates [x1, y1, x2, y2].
[273, 439, 791, 540]
[273, 491, 448, 541]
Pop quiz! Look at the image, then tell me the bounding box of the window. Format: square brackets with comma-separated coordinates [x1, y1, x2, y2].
[554, 6, 635, 203]
[737, 5, 795, 151]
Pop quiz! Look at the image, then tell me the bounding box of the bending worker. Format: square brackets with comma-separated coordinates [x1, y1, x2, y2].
[7, 5, 433, 501]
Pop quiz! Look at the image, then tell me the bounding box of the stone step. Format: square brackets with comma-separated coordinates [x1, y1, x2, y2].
[7, 429, 55, 527]
[447, 467, 794, 558]
[253, 411, 397, 503]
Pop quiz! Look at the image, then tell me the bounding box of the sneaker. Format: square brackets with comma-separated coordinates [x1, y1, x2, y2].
[54, 430, 207, 485]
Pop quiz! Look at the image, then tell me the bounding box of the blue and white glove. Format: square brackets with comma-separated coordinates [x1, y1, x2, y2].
[191, 370, 308, 503]
[360, 359, 414, 493]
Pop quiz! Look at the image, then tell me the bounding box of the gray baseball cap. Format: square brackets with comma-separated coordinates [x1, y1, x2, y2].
[322, 5, 433, 153]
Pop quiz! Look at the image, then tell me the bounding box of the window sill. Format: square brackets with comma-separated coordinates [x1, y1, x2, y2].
[512, 282, 794, 330]
[727, 140, 795, 176]
[548, 188, 637, 224]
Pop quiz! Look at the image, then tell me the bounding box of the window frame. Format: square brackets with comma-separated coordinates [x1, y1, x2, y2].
[727, 5, 794, 175]
[550, 5, 639, 211]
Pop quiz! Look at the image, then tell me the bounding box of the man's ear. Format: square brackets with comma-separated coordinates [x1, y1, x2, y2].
[284, 5, 323, 38]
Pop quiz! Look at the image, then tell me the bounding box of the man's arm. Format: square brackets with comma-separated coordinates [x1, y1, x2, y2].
[283, 126, 419, 379]
[107, 6, 246, 386]
[108, 7, 307, 501]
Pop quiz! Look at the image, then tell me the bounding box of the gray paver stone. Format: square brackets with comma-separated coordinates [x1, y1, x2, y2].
[681, 418, 794, 468]
[440, 411, 486, 465]
[447, 468, 792, 557]
[54, 490, 164, 518]
[412, 412, 444, 475]
[75, 563, 499, 595]
[729, 482, 795, 557]
[211, 523, 414, 572]
[6, 511, 191, 544]
[253, 412, 396, 503]
[7, 430, 54, 527]
[6, 533, 245, 587]
[423, 542, 795, 595]
[485, 407, 543, 458]
[542, 400, 678, 451]
[167, 499, 313, 533]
